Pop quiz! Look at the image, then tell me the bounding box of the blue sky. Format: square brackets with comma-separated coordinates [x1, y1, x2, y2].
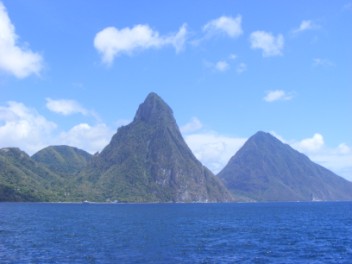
[0, 0, 351, 180]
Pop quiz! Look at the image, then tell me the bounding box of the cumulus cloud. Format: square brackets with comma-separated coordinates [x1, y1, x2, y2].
[0, 101, 114, 155]
[293, 133, 325, 153]
[289, 133, 352, 181]
[250, 31, 284, 57]
[184, 132, 247, 174]
[337, 143, 351, 154]
[94, 23, 187, 65]
[0, 101, 56, 153]
[203, 15, 243, 38]
[59, 123, 113, 154]
[181, 118, 247, 174]
[293, 20, 319, 33]
[263, 90, 293, 102]
[215, 60, 229, 72]
[0, 1, 43, 78]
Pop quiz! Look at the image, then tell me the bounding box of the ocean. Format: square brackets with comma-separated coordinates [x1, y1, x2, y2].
[1, 202, 351, 263]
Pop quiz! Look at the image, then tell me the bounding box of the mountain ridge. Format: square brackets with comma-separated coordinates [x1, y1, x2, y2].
[77, 92, 233, 202]
[1, 94, 351, 202]
[218, 131, 352, 201]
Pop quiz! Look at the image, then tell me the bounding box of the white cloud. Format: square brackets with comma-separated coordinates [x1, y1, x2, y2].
[59, 123, 114, 154]
[46, 98, 89, 116]
[289, 133, 352, 181]
[203, 59, 231, 73]
[215, 60, 229, 72]
[337, 143, 351, 154]
[180, 117, 203, 133]
[0, 101, 114, 155]
[0, 101, 56, 153]
[250, 31, 284, 57]
[236, 62, 247, 74]
[263, 90, 293, 102]
[293, 133, 325, 153]
[293, 20, 319, 33]
[203, 15, 243, 38]
[94, 23, 187, 65]
[0, 2, 43, 78]
[184, 132, 247, 174]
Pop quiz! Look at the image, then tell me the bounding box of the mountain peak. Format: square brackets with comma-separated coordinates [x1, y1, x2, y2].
[134, 92, 174, 124]
[244, 131, 284, 151]
[250, 131, 278, 142]
[218, 131, 352, 201]
[81, 92, 233, 202]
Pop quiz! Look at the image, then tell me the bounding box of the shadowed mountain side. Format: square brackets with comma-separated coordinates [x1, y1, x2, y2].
[218, 131, 352, 202]
[78, 92, 233, 202]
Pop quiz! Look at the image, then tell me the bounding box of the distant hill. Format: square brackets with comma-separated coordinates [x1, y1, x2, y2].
[32, 145, 92, 177]
[218, 131, 352, 201]
[0, 148, 67, 201]
[2, 94, 351, 203]
[78, 92, 233, 202]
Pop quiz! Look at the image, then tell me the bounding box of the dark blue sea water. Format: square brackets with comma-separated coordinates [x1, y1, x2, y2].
[1, 202, 351, 263]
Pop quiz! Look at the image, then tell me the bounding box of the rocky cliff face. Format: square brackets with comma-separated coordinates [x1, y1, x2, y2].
[218, 131, 352, 201]
[80, 92, 233, 202]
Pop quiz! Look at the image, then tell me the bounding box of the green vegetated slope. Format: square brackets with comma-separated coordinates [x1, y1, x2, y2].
[32, 145, 92, 177]
[1, 93, 352, 202]
[218, 131, 352, 201]
[78, 92, 233, 202]
[0, 148, 65, 201]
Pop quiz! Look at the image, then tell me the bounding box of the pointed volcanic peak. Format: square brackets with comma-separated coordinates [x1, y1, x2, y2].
[134, 92, 175, 125]
[80, 92, 232, 202]
[218, 131, 352, 202]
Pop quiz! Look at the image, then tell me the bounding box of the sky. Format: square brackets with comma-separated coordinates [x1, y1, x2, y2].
[0, 0, 351, 180]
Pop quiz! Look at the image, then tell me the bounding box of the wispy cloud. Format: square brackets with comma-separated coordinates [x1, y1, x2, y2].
[229, 53, 237, 60]
[312, 58, 335, 68]
[94, 24, 187, 65]
[215, 60, 229, 72]
[250, 31, 284, 57]
[0, 1, 43, 78]
[292, 20, 319, 34]
[203, 15, 243, 39]
[46, 98, 89, 116]
[263, 90, 294, 102]
[236, 62, 247, 74]
[204, 53, 247, 74]
[343, 2, 352, 11]
[45, 98, 101, 122]
[180, 117, 203, 133]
